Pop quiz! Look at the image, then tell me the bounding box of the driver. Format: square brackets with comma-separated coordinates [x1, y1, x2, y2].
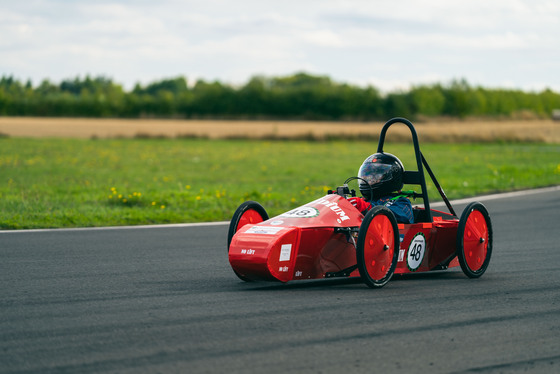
[347, 152, 414, 224]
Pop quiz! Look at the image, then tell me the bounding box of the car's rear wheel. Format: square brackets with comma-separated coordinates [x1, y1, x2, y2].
[456, 202, 492, 278]
[227, 201, 269, 281]
[356, 206, 399, 288]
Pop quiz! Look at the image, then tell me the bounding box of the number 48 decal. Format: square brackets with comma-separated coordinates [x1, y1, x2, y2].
[407, 232, 426, 271]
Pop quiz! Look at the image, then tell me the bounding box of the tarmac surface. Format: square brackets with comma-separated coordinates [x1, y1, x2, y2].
[1, 187, 559, 373]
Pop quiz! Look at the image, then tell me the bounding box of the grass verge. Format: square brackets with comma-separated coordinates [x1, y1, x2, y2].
[1, 137, 559, 229]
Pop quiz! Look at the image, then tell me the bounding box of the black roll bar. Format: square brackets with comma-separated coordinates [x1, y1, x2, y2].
[377, 117, 457, 221]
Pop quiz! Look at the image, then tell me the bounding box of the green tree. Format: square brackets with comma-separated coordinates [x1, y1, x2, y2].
[410, 85, 445, 116]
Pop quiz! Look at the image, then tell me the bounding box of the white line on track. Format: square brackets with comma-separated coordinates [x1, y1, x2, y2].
[429, 185, 559, 207]
[1, 185, 558, 234]
[0, 220, 229, 234]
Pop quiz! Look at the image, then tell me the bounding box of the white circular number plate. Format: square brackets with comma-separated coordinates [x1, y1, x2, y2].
[407, 233, 426, 271]
[280, 207, 320, 218]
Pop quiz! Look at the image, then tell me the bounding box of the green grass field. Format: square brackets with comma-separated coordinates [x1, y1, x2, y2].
[1, 137, 559, 229]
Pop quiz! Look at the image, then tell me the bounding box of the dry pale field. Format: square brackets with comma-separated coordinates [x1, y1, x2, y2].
[0, 117, 558, 143]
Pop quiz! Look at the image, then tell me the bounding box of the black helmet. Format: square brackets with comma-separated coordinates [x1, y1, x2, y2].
[358, 152, 404, 200]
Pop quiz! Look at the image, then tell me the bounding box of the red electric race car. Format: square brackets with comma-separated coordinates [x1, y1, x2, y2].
[227, 117, 493, 288]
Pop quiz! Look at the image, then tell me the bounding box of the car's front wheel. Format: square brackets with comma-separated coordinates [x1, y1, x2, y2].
[356, 206, 399, 288]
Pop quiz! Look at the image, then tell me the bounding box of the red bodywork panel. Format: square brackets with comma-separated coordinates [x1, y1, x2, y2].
[229, 194, 460, 282]
[395, 219, 458, 274]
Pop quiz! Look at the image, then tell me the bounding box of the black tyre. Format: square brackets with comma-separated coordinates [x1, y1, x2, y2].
[456, 202, 493, 278]
[356, 206, 399, 288]
[227, 201, 269, 281]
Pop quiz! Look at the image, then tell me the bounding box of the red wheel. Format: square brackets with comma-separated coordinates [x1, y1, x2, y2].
[456, 202, 492, 278]
[356, 206, 399, 288]
[227, 201, 269, 281]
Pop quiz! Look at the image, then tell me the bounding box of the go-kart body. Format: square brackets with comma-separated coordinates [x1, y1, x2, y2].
[228, 194, 461, 283]
[228, 117, 492, 288]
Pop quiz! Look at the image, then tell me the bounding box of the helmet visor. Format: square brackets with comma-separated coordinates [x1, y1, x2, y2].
[358, 163, 393, 186]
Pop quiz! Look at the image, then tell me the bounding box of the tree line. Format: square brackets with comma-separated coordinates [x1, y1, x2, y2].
[0, 73, 558, 120]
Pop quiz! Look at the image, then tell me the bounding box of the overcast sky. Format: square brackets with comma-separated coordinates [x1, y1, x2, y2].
[1, 0, 559, 92]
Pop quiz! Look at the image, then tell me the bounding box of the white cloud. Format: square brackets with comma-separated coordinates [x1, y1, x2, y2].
[0, 0, 559, 91]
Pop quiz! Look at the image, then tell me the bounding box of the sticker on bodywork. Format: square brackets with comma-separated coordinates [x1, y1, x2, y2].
[245, 225, 285, 235]
[280, 207, 320, 218]
[407, 232, 426, 271]
[398, 249, 406, 262]
[279, 244, 292, 262]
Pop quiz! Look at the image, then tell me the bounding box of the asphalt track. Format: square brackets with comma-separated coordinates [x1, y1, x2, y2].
[1, 187, 559, 374]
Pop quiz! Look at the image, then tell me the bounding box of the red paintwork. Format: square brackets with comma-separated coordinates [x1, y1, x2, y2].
[460, 209, 489, 271]
[228, 194, 461, 283]
[363, 214, 396, 279]
[394, 218, 458, 275]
